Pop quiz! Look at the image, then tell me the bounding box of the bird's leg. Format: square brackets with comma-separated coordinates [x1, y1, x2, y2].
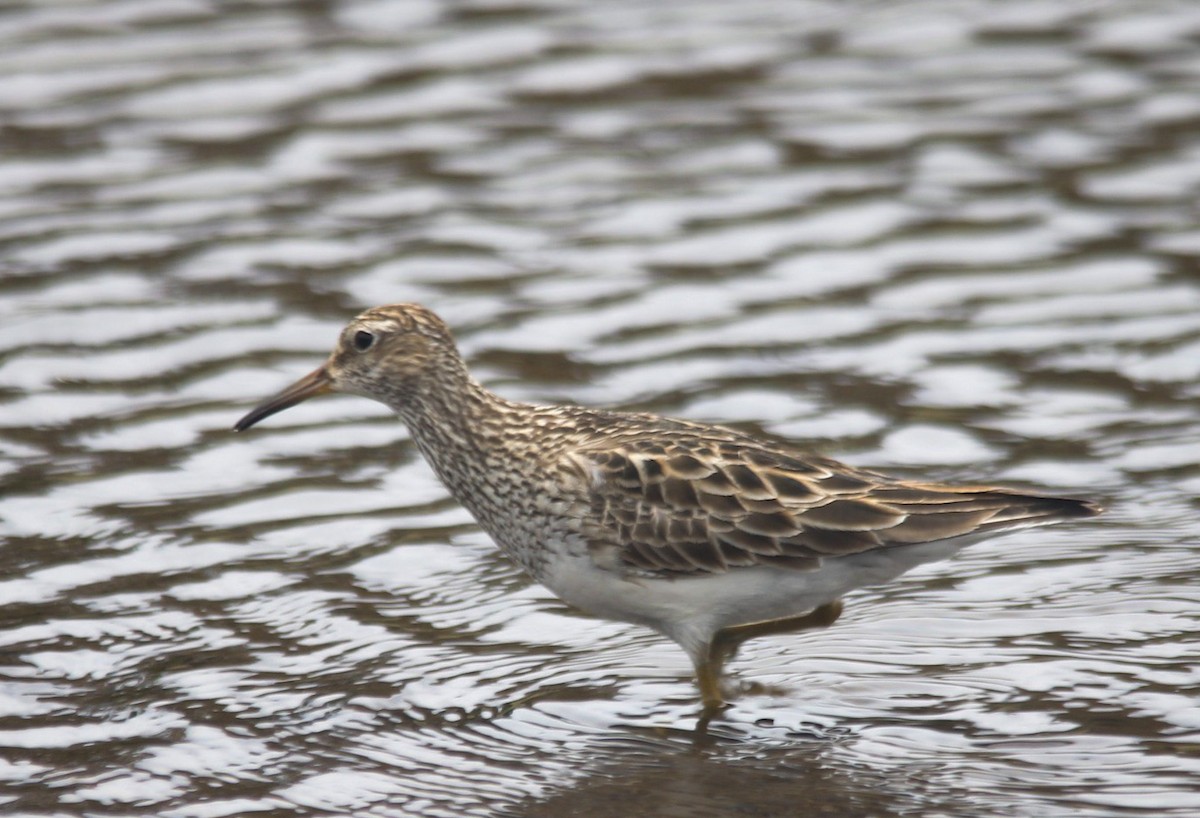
[693, 652, 731, 734]
[704, 599, 844, 695]
[692, 600, 844, 724]
[695, 652, 728, 713]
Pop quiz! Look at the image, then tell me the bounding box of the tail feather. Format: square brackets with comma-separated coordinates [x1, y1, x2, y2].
[976, 494, 1102, 534]
[879, 487, 1102, 545]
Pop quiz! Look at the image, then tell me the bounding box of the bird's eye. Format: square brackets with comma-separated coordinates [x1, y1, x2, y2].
[353, 330, 375, 351]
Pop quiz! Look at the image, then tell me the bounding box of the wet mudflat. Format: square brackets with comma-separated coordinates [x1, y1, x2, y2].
[1, 1, 1198, 816]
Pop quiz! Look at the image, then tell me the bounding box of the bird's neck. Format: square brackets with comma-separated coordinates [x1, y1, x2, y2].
[389, 366, 531, 488]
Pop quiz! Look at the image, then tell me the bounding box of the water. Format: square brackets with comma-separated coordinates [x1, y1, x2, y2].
[2, 0, 1199, 815]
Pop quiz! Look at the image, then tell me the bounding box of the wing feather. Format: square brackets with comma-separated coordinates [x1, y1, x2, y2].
[569, 432, 1099, 578]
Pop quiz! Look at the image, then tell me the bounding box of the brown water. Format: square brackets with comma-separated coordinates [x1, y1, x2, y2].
[2, 1, 1199, 815]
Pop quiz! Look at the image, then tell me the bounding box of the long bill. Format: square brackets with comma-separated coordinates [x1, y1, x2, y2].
[233, 366, 333, 432]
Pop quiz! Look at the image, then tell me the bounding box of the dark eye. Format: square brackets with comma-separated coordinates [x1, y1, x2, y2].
[353, 330, 375, 351]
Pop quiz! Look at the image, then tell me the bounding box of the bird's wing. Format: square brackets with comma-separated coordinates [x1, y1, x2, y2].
[567, 434, 1099, 577]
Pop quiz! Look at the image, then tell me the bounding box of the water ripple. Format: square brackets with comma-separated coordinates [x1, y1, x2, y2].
[2, 1, 1199, 816]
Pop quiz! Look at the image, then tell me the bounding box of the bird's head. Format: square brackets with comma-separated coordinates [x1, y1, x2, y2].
[234, 303, 461, 431]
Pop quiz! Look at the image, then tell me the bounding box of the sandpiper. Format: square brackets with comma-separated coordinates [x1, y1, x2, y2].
[234, 303, 1102, 713]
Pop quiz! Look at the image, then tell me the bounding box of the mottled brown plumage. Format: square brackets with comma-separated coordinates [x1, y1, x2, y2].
[570, 435, 1095, 577]
[234, 303, 1102, 715]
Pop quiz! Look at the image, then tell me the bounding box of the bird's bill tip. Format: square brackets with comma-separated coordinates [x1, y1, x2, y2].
[233, 366, 333, 432]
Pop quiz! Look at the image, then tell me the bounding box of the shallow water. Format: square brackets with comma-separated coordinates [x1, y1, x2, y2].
[2, 0, 1199, 815]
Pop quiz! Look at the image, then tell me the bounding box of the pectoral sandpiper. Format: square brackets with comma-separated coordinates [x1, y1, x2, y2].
[234, 303, 1102, 715]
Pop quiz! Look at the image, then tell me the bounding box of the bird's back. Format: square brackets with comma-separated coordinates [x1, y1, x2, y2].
[538, 405, 1101, 580]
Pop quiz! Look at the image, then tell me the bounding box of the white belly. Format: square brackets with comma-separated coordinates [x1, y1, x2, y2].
[542, 540, 964, 664]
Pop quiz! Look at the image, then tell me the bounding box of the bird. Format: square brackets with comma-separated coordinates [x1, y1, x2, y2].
[234, 302, 1102, 715]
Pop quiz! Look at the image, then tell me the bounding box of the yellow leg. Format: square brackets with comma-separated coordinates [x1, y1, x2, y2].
[713, 599, 844, 665]
[695, 599, 844, 711]
[696, 654, 727, 711]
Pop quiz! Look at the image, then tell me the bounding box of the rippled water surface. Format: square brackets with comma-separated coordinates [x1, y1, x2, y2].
[3, 1, 1200, 815]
